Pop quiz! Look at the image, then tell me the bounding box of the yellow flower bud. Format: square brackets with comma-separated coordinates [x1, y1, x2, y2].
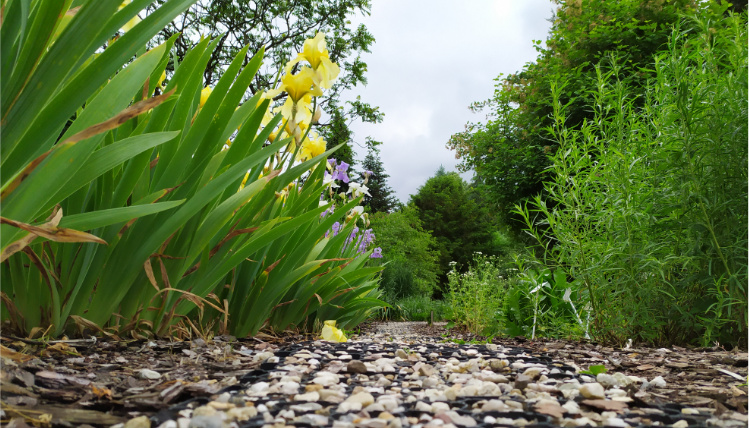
[311, 107, 322, 124]
[199, 86, 212, 108]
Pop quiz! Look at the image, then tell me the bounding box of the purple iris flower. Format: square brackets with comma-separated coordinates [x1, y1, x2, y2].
[326, 221, 342, 238]
[356, 228, 376, 253]
[345, 226, 359, 246]
[370, 247, 383, 258]
[332, 161, 350, 183]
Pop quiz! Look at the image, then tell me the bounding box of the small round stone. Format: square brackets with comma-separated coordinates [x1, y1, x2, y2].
[579, 382, 606, 399]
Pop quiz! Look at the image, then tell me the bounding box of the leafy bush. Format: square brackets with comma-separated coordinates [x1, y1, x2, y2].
[369, 206, 440, 298]
[379, 260, 417, 300]
[501, 263, 588, 340]
[515, 13, 748, 347]
[382, 295, 450, 322]
[448, 1, 729, 234]
[446, 253, 507, 335]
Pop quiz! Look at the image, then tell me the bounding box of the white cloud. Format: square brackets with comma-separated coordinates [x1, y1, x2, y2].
[343, 1, 555, 203]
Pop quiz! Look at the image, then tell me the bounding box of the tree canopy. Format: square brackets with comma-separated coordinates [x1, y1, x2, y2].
[148, 0, 383, 167]
[446, 0, 731, 232]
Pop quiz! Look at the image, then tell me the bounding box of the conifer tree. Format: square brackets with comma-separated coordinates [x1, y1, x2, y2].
[361, 138, 398, 213]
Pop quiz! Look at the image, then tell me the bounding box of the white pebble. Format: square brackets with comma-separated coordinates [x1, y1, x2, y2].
[580, 383, 606, 399]
[293, 391, 319, 401]
[650, 376, 667, 388]
[138, 369, 162, 380]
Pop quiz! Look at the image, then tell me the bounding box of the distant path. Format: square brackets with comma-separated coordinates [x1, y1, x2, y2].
[360, 320, 448, 340]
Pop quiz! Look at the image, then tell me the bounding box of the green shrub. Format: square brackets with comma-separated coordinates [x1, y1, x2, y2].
[515, 13, 748, 347]
[369, 206, 440, 297]
[379, 259, 417, 300]
[446, 253, 507, 335]
[500, 261, 588, 340]
[385, 295, 450, 322]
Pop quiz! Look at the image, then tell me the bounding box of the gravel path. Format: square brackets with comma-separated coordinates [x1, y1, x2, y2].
[365, 322, 447, 339]
[110, 323, 746, 428]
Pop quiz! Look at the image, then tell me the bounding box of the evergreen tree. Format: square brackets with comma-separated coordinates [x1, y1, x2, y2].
[322, 101, 357, 169]
[361, 138, 398, 213]
[410, 168, 497, 290]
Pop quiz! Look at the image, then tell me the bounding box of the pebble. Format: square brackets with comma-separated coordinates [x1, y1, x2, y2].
[346, 360, 367, 374]
[514, 373, 533, 390]
[118, 328, 742, 428]
[579, 382, 606, 399]
[187, 415, 222, 428]
[123, 416, 151, 428]
[344, 391, 375, 406]
[651, 375, 667, 388]
[138, 368, 162, 380]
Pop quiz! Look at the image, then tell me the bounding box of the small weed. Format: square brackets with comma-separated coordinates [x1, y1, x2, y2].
[579, 364, 607, 376]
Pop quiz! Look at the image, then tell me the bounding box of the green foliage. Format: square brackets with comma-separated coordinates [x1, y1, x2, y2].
[446, 254, 506, 336]
[368, 206, 440, 299]
[1, 2, 384, 339]
[409, 168, 498, 289]
[445, 252, 588, 339]
[379, 260, 417, 300]
[448, 0, 728, 233]
[1, 0, 198, 337]
[361, 138, 398, 214]
[515, 13, 748, 347]
[501, 262, 587, 340]
[382, 295, 450, 322]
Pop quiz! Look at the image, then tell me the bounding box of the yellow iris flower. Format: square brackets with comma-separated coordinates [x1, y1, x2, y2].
[290, 32, 340, 89]
[266, 65, 322, 103]
[321, 320, 347, 342]
[297, 132, 327, 161]
[276, 94, 313, 126]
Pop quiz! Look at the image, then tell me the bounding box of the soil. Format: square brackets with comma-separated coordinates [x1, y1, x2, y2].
[1, 322, 746, 427]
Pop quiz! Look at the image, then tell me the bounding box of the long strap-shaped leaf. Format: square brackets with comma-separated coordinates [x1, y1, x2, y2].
[84, 139, 290, 324]
[2, 0, 197, 182]
[0, 53, 171, 250]
[1, 0, 120, 163]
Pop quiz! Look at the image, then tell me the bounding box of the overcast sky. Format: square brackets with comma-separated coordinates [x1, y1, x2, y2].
[342, 1, 556, 203]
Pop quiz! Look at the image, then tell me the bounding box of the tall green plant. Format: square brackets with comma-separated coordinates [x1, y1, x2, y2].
[515, 13, 747, 346]
[1, 3, 385, 338]
[447, 254, 505, 335]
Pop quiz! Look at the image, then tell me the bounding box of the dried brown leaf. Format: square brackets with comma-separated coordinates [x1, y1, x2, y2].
[144, 259, 159, 291]
[61, 88, 175, 146]
[41, 342, 80, 357]
[70, 315, 119, 339]
[1, 207, 106, 261]
[90, 384, 113, 400]
[0, 345, 34, 363]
